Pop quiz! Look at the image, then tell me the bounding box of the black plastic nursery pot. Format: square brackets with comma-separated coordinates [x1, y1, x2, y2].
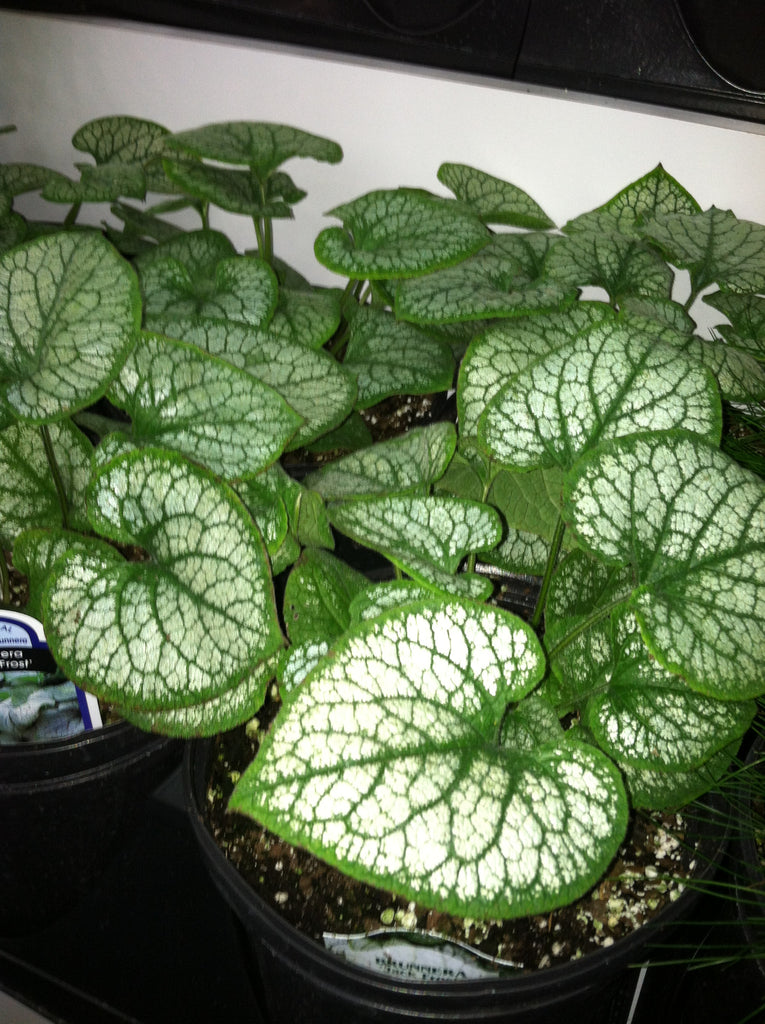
[0, 720, 181, 935]
[185, 737, 730, 1024]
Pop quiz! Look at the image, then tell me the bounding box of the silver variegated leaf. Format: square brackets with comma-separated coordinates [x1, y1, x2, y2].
[641, 207, 765, 294]
[314, 188, 489, 280]
[232, 599, 629, 919]
[620, 743, 737, 810]
[14, 527, 120, 621]
[141, 250, 277, 326]
[545, 230, 674, 303]
[545, 560, 753, 775]
[0, 419, 92, 546]
[563, 165, 700, 237]
[707, 292, 765, 359]
[395, 233, 570, 325]
[42, 449, 284, 733]
[458, 304, 613, 438]
[305, 422, 456, 500]
[0, 231, 140, 422]
[437, 163, 555, 229]
[341, 305, 455, 407]
[269, 287, 342, 349]
[329, 494, 502, 576]
[161, 161, 299, 218]
[123, 654, 281, 736]
[146, 315, 356, 449]
[349, 579, 438, 623]
[108, 332, 302, 478]
[164, 122, 342, 177]
[563, 431, 765, 700]
[479, 319, 721, 470]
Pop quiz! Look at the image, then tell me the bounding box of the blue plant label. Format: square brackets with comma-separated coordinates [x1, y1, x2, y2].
[0, 609, 103, 741]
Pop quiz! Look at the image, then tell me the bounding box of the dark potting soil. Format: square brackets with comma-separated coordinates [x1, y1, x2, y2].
[204, 709, 702, 973]
[284, 392, 451, 469]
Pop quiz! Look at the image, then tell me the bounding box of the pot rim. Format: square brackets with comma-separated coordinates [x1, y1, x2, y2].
[184, 734, 730, 997]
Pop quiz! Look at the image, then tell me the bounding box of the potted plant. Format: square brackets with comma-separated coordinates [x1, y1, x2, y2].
[4, 118, 764, 1013]
[0, 115, 221, 933]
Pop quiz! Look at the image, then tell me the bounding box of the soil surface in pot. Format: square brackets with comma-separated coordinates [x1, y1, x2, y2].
[284, 392, 451, 469]
[205, 709, 704, 973]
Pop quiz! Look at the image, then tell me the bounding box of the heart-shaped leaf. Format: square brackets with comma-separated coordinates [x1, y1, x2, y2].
[479, 319, 721, 470]
[0, 162, 65, 201]
[165, 122, 342, 177]
[544, 230, 674, 303]
[641, 207, 765, 294]
[314, 189, 489, 280]
[563, 165, 701, 236]
[0, 231, 140, 422]
[620, 311, 765, 403]
[562, 431, 765, 700]
[146, 315, 356, 449]
[329, 494, 502, 576]
[585, 646, 755, 773]
[232, 599, 629, 919]
[394, 233, 571, 324]
[161, 160, 302, 219]
[0, 419, 93, 547]
[348, 579, 438, 624]
[137, 228, 236, 279]
[268, 287, 342, 349]
[458, 304, 614, 438]
[72, 115, 168, 159]
[437, 163, 555, 229]
[341, 305, 455, 407]
[108, 332, 302, 478]
[707, 292, 765, 359]
[278, 640, 331, 695]
[620, 742, 736, 810]
[42, 449, 284, 733]
[140, 246, 277, 327]
[620, 296, 696, 334]
[544, 559, 754, 774]
[305, 422, 456, 500]
[42, 164, 148, 204]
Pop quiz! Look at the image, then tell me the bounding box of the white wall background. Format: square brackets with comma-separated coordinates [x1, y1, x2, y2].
[1, 9, 765, 287]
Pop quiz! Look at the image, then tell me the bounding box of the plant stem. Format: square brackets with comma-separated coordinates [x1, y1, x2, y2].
[262, 217, 274, 265]
[467, 462, 497, 574]
[340, 278, 359, 307]
[73, 411, 131, 438]
[40, 424, 70, 530]
[254, 218, 266, 260]
[530, 513, 566, 630]
[63, 202, 81, 228]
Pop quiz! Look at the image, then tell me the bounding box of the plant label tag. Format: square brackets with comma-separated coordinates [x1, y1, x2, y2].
[0, 609, 103, 741]
[322, 929, 521, 981]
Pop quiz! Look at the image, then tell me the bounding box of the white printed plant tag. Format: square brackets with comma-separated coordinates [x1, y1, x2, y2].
[0, 609, 102, 742]
[323, 929, 521, 982]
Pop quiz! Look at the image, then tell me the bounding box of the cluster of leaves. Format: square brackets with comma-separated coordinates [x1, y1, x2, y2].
[2, 117, 765, 923]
